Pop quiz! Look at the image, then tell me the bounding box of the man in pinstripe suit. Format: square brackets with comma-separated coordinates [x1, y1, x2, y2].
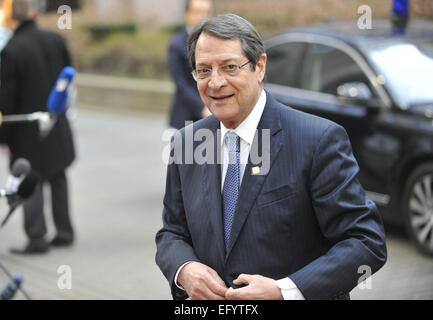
[155, 14, 387, 300]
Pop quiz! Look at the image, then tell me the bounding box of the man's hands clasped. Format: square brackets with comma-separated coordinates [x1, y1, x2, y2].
[177, 262, 283, 300]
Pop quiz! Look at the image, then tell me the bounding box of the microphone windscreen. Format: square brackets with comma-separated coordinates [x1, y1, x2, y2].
[17, 172, 40, 199]
[47, 66, 77, 115]
[11, 158, 31, 177]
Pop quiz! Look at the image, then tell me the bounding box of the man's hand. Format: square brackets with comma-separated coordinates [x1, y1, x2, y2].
[177, 262, 228, 300]
[225, 274, 284, 300]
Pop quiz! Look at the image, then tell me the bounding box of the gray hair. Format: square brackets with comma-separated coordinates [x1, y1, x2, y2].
[12, 0, 38, 21]
[187, 13, 265, 71]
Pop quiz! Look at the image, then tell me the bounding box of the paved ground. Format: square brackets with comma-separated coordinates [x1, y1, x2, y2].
[0, 108, 171, 299]
[0, 107, 432, 300]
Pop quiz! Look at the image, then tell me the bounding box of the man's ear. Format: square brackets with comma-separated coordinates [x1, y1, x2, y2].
[256, 53, 267, 83]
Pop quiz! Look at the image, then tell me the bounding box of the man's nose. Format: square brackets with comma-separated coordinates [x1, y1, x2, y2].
[208, 69, 226, 89]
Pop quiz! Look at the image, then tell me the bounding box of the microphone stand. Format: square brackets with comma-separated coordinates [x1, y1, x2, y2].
[0, 203, 32, 300]
[0, 201, 20, 229]
[0, 112, 49, 123]
[0, 112, 57, 138]
[0, 260, 32, 300]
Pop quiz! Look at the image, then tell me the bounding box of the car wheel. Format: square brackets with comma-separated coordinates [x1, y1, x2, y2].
[403, 162, 433, 256]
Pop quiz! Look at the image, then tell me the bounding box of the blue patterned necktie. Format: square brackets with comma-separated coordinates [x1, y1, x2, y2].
[222, 132, 241, 251]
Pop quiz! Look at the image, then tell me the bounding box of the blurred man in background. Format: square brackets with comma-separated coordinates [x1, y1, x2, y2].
[167, 0, 213, 130]
[0, 0, 76, 254]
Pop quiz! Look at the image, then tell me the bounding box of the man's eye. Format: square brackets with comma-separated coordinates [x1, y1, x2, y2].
[226, 64, 237, 70]
[198, 68, 210, 74]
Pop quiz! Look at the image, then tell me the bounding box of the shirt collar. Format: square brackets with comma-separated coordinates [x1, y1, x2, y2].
[220, 89, 267, 147]
[14, 20, 36, 35]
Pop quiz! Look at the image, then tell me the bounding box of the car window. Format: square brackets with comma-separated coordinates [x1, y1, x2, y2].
[301, 43, 371, 96]
[369, 40, 433, 106]
[266, 42, 306, 88]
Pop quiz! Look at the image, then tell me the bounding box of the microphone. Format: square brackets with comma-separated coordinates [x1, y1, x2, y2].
[37, 66, 77, 137]
[0, 276, 24, 300]
[48, 66, 77, 115]
[0, 66, 76, 137]
[0, 171, 40, 229]
[0, 171, 40, 201]
[5, 158, 31, 194]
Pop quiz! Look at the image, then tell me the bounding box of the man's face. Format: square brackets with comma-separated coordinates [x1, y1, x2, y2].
[194, 33, 266, 129]
[185, 0, 213, 29]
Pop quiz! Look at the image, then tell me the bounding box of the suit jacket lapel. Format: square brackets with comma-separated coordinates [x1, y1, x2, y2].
[226, 93, 283, 260]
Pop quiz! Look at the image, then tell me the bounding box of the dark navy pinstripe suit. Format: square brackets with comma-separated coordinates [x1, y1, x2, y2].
[156, 91, 387, 300]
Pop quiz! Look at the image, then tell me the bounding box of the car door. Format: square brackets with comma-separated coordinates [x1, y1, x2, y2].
[265, 35, 395, 209]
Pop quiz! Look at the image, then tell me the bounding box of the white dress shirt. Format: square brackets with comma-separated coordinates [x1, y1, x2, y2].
[175, 89, 305, 300]
[220, 89, 266, 189]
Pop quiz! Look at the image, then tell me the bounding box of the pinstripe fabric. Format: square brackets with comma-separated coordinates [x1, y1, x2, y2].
[156, 91, 387, 300]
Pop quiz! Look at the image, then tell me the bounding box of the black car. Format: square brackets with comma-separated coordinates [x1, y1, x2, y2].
[264, 19, 433, 255]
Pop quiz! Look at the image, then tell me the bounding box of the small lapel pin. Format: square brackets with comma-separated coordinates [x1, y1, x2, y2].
[252, 166, 261, 175]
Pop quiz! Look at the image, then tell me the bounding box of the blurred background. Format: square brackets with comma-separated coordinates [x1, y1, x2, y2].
[0, 0, 433, 300]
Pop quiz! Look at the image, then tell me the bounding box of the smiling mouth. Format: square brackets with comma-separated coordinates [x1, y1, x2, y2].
[211, 94, 234, 101]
